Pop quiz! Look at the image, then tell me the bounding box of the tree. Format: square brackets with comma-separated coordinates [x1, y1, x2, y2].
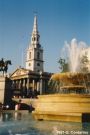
[58, 57, 69, 72]
[80, 54, 89, 73]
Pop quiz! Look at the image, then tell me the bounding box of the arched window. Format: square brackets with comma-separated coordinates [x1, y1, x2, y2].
[29, 52, 31, 59]
[37, 52, 40, 59]
[37, 37, 39, 42]
[29, 63, 31, 66]
[37, 63, 40, 66]
[34, 37, 36, 41]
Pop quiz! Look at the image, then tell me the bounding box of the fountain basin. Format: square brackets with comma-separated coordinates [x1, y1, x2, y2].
[49, 72, 90, 94]
[32, 94, 90, 122]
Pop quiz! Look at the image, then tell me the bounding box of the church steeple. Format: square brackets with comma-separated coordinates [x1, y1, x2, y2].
[30, 15, 41, 48]
[26, 16, 44, 72]
[33, 15, 38, 33]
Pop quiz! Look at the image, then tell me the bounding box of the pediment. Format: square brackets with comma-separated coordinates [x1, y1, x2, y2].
[10, 68, 29, 78]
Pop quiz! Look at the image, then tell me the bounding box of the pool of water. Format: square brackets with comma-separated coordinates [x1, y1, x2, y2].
[0, 111, 90, 135]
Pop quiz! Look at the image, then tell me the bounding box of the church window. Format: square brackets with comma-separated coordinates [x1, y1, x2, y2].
[29, 63, 31, 66]
[37, 63, 40, 66]
[29, 52, 31, 59]
[34, 37, 36, 41]
[37, 37, 39, 42]
[37, 52, 40, 59]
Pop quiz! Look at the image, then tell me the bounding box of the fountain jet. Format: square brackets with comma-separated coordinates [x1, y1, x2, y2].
[63, 38, 86, 72]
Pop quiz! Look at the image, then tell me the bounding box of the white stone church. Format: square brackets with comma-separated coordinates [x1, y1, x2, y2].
[26, 16, 44, 72]
[10, 16, 52, 98]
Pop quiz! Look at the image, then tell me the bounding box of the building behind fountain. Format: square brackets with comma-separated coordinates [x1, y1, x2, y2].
[10, 16, 52, 98]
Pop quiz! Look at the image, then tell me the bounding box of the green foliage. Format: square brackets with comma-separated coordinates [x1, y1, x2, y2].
[80, 54, 89, 73]
[58, 57, 69, 72]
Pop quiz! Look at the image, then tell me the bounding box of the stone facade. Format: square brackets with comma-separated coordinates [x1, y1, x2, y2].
[10, 68, 51, 98]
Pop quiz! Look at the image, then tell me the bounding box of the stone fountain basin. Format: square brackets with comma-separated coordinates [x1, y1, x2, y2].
[60, 85, 86, 90]
[32, 94, 90, 122]
[50, 72, 90, 85]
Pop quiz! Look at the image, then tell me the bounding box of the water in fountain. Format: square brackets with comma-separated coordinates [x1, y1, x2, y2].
[62, 38, 87, 72]
[49, 39, 90, 94]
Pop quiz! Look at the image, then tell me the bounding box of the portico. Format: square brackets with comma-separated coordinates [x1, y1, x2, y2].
[10, 67, 51, 98]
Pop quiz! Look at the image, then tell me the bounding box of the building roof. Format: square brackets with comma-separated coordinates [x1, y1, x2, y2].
[10, 67, 32, 79]
[10, 67, 52, 80]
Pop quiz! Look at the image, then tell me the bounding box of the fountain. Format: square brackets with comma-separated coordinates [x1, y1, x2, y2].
[48, 39, 90, 94]
[60, 38, 88, 72]
[64, 38, 86, 72]
[32, 39, 90, 122]
[49, 72, 90, 94]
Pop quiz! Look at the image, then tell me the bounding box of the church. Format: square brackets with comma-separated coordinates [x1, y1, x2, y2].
[10, 16, 52, 98]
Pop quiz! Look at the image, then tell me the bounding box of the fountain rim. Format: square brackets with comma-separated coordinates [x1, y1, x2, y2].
[51, 72, 90, 80]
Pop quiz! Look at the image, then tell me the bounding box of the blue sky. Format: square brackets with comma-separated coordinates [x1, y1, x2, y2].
[0, 0, 90, 73]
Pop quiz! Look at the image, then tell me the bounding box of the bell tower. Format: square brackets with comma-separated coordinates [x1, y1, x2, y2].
[26, 16, 44, 72]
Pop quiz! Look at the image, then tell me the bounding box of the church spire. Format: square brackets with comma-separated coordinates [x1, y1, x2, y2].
[30, 15, 41, 48]
[26, 15, 44, 72]
[32, 15, 38, 34]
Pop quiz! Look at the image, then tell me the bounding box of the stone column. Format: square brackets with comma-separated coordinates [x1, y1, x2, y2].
[14, 80, 17, 89]
[17, 80, 19, 89]
[40, 79, 43, 95]
[19, 80, 21, 89]
[43, 80, 46, 94]
[23, 79, 25, 88]
[32, 80, 35, 91]
[13, 80, 16, 97]
[21, 79, 23, 89]
[27, 78, 29, 90]
[22, 78, 26, 97]
[16, 80, 18, 89]
[44, 80, 48, 94]
[12, 80, 15, 89]
[45, 80, 48, 93]
[15, 80, 17, 89]
[27, 78, 30, 96]
[19, 80, 22, 96]
[37, 82, 40, 91]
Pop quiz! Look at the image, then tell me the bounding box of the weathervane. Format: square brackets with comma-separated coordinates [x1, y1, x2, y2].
[33, 11, 38, 16]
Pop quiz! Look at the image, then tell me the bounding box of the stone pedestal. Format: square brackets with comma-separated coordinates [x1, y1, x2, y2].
[0, 76, 12, 105]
